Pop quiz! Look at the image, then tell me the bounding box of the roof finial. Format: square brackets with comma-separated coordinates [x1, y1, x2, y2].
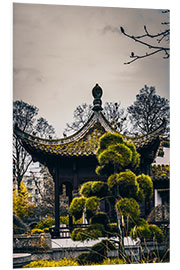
[92, 84, 103, 111]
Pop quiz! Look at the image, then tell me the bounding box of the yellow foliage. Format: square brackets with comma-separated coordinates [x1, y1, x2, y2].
[13, 182, 36, 219]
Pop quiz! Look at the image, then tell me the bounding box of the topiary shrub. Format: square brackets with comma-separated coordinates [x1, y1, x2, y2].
[85, 239, 117, 264]
[130, 224, 164, 243]
[116, 197, 140, 219]
[76, 252, 89, 265]
[125, 141, 140, 169]
[69, 197, 86, 220]
[149, 224, 164, 243]
[71, 224, 104, 241]
[116, 170, 139, 198]
[107, 173, 118, 189]
[80, 182, 93, 197]
[35, 216, 55, 230]
[97, 133, 124, 154]
[91, 181, 109, 198]
[106, 223, 119, 237]
[85, 196, 100, 211]
[130, 224, 151, 241]
[136, 174, 153, 201]
[90, 212, 109, 226]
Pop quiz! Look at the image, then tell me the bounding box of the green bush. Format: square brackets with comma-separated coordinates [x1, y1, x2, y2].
[107, 173, 118, 189]
[31, 228, 45, 234]
[80, 182, 93, 197]
[97, 132, 124, 154]
[125, 141, 140, 169]
[130, 224, 164, 243]
[35, 216, 55, 230]
[149, 224, 164, 243]
[106, 223, 119, 236]
[116, 198, 140, 218]
[69, 197, 86, 220]
[116, 170, 139, 198]
[76, 252, 90, 265]
[90, 212, 109, 226]
[84, 239, 117, 264]
[23, 258, 79, 268]
[85, 196, 100, 211]
[136, 174, 153, 201]
[91, 181, 109, 198]
[71, 224, 104, 241]
[130, 224, 151, 240]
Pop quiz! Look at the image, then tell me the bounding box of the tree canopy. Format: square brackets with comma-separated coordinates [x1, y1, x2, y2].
[127, 85, 169, 136]
[63, 102, 127, 136]
[13, 100, 56, 191]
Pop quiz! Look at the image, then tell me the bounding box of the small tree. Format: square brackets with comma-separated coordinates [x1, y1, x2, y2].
[127, 85, 169, 136]
[13, 181, 36, 221]
[69, 133, 163, 261]
[13, 100, 55, 191]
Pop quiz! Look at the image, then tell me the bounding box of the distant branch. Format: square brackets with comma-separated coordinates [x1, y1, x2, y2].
[120, 11, 170, 64]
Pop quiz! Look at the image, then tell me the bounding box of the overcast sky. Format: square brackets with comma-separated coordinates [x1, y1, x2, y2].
[13, 3, 169, 137]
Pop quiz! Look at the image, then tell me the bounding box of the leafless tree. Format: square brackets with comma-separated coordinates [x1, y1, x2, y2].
[120, 10, 170, 64]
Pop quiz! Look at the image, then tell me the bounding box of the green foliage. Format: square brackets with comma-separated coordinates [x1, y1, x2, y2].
[107, 173, 118, 189]
[35, 216, 55, 230]
[136, 174, 153, 201]
[116, 170, 139, 198]
[24, 258, 79, 268]
[106, 223, 119, 236]
[69, 197, 86, 220]
[80, 181, 109, 200]
[96, 132, 140, 176]
[116, 198, 140, 218]
[125, 141, 140, 169]
[71, 224, 104, 241]
[97, 133, 124, 154]
[78, 239, 117, 264]
[90, 212, 109, 226]
[130, 224, 164, 243]
[149, 224, 164, 242]
[91, 181, 109, 198]
[13, 182, 36, 220]
[80, 181, 93, 197]
[85, 196, 100, 211]
[31, 228, 48, 234]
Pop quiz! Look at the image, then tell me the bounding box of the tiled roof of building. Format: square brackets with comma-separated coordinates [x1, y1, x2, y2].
[14, 84, 167, 158]
[151, 164, 170, 181]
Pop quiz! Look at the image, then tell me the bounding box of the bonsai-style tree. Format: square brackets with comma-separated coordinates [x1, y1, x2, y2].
[69, 133, 164, 262]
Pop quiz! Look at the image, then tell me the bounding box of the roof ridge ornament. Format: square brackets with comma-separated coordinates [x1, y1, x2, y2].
[92, 84, 103, 111]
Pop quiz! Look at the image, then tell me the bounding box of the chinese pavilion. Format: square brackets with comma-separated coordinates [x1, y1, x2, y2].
[14, 84, 166, 238]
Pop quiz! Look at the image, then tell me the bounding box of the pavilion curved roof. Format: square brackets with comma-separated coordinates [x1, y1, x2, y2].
[14, 84, 166, 159]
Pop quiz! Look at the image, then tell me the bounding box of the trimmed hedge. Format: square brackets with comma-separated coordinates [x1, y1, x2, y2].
[90, 212, 109, 226]
[77, 239, 117, 264]
[136, 174, 153, 201]
[116, 170, 139, 198]
[23, 258, 78, 268]
[69, 197, 86, 220]
[130, 224, 164, 243]
[71, 224, 104, 241]
[116, 197, 140, 218]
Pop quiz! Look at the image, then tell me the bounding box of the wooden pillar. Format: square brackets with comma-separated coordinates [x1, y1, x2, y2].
[53, 165, 60, 238]
[68, 187, 73, 229]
